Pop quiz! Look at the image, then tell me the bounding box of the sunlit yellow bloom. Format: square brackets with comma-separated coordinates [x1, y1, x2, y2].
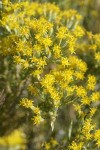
[87, 75, 96, 90]
[73, 104, 82, 115]
[95, 52, 100, 61]
[69, 141, 83, 150]
[90, 107, 97, 116]
[20, 98, 33, 108]
[81, 96, 90, 105]
[94, 130, 100, 147]
[82, 119, 95, 140]
[61, 57, 70, 67]
[91, 92, 100, 102]
[32, 115, 43, 125]
[76, 86, 87, 98]
[56, 26, 67, 39]
[0, 130, 26, 148]
[53, 45, 61, 58]
[44, 143, 51, 150]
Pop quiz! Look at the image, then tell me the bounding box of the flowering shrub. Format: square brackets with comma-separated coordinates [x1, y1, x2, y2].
[0, 129, 26, 149]
[36, 0, 100, 33]
[0, 1, 100, 150]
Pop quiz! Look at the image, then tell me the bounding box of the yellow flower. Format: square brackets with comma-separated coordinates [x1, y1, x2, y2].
[61, 57, 70, 67]
[69, 141, 83, 150]
[56, 26, 67, 39]
[91, 92, 100, 102]
[0, 129, 26, 147]
[73, 26, 85, 37]
[50, 138, 58, 147]
[94, 130, 100, 147]
[89, 44, 97, 51]
[82, 119, 95, 140]
[81, 96, 90, 105]
[32, 115, 43, 125]
[87, 75, 96, 90]
[13, 56, 29, 69]
[90, 107, 97, 116]
[33, 44, 43, 52]
[49, 87, 61, 107]
[23, 60, 29, 69]
[76, 86, 87, 98]
[73, 104, 82, 115]
[53, 45, 61, 58]
[68, 36, 76, 54]
[95, 52, 100, 61]
[13, 56, 24, 64]
[66, 86, 75, 96]
[74, 71, 84, 80]
[41, 74, 55, 88]
[2, 0, 9, 5]
[20, 98, 33, 108]
[44, 143, 51, 150]
[31, 69, 43, 79]
[36, 58, 47, 69]
[42, 37, 52, 47]
[33, 107, 41, 115]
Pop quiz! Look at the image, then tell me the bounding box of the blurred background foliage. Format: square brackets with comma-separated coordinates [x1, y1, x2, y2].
[0, 0, 100, 150]
[33, 0, 100, 33]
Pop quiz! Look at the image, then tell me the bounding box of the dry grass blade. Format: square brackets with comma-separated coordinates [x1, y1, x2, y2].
[0, 90, 6, 106]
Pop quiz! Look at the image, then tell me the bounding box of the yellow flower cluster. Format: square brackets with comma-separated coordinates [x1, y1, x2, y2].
[69, 141, 83, 150]
[87, 74, 96, 91]
[44, 138, 58, 150]
[94, 129, 100, 147]
[20, 98, 33, 109]
[82, 118, 95, 140]
[75, 32, 100, 68]
[1, 1, 100, 149]
[0, 129, 26, 149]
[20, 98, 43, 125]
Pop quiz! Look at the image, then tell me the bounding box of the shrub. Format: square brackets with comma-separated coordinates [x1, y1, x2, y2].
[0, 1, 100, 149]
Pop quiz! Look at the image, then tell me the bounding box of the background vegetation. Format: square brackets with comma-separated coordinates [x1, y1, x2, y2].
[0, 0, 100, 150]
